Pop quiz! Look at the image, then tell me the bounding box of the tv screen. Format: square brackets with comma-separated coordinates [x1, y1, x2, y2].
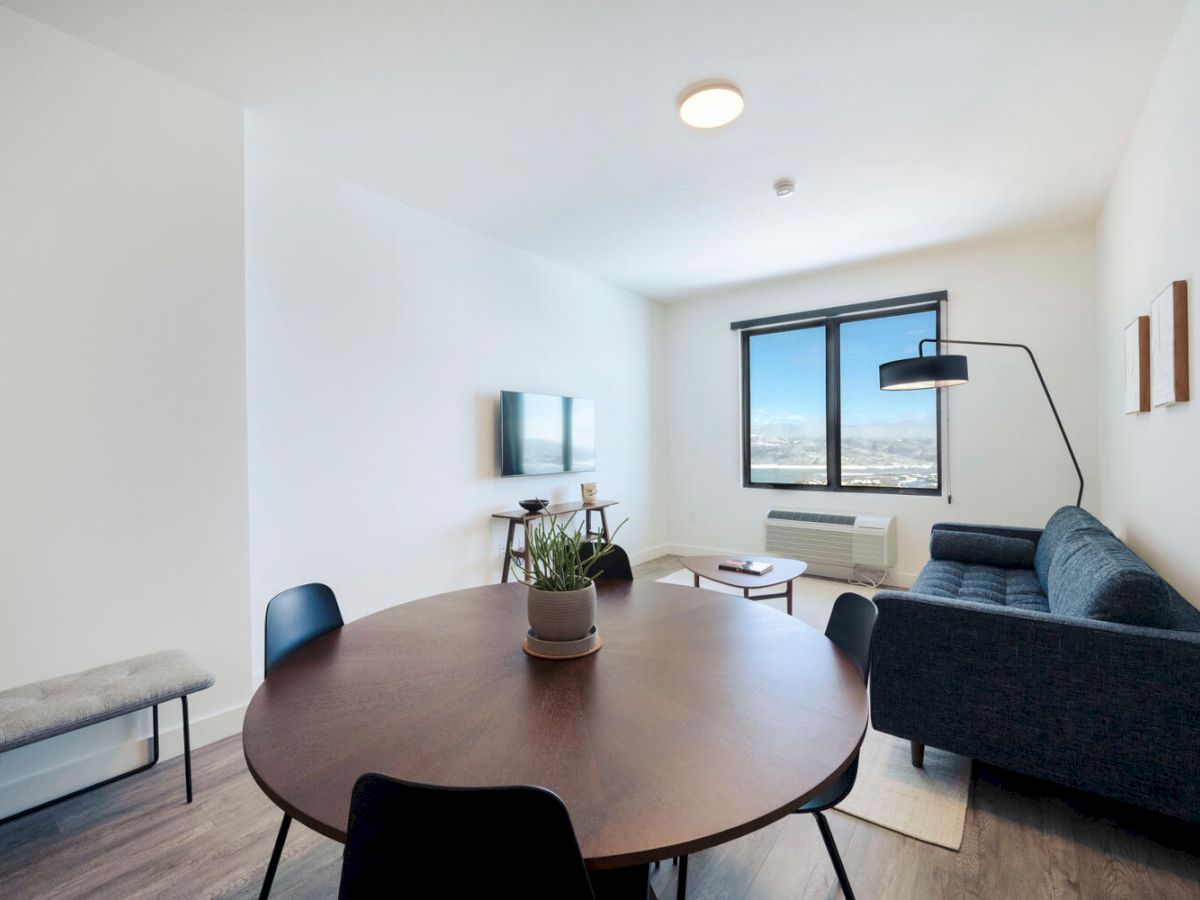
[500, 391, 595, 477]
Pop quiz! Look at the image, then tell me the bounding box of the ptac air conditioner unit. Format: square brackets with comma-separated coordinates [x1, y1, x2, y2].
[764, 510, 897, 583]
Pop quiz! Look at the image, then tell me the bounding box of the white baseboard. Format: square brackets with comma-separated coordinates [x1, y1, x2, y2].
[628, 542, 674, 566]
[0, 699, 247, 821]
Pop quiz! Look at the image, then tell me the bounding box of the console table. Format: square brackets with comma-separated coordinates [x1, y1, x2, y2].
[492, 500, 618, 583]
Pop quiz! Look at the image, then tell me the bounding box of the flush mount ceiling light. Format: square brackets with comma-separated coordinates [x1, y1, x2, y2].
[678, 82, 744, 129]
[773, 179, 796, 198]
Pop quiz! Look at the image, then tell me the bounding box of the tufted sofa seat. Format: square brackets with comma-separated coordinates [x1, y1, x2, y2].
[911, 560, 1049, 612]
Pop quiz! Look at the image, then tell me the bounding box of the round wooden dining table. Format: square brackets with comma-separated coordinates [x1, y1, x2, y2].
[243, 579, 868, 899]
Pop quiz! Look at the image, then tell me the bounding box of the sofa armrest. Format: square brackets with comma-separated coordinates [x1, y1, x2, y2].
[931, 521, 1044, 548]
[870, 589, 1200, 818]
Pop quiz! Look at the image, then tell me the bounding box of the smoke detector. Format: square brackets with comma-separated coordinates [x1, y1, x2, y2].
[774, 179, 796, 198]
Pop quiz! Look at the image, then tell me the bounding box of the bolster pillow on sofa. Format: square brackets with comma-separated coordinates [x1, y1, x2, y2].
[930, 529, 1037, 569]
[1047, 531, 1171, 628]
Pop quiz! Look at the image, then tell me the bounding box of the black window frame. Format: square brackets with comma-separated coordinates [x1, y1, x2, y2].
[740, 300, 943, 496]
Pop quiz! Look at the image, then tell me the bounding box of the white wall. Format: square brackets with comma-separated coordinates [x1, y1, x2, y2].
[663, 227, 1098, 584]
[1096, 0, 1200, 603]
[0, 8, 250, 817]
[245, 122, 667, 680]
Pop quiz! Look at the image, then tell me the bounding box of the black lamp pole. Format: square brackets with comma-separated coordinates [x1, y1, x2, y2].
[915, 338, 1084, 507]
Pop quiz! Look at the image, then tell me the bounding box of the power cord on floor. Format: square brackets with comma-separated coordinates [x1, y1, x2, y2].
[848, 565, 888, 589]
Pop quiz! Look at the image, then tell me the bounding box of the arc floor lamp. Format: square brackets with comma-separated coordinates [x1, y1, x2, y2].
[878, 339, 1084, 506]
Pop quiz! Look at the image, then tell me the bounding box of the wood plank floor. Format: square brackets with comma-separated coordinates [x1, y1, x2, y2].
[2, 556, 1198, 899]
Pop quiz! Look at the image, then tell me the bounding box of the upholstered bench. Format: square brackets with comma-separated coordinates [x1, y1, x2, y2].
[0, 650, 214, 823]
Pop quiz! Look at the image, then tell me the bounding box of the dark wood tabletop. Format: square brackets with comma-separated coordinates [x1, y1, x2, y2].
[242, 579, 867, 871]
[681, 555, 808, 589]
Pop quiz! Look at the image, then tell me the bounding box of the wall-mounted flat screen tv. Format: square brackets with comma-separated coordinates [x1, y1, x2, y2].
[500, 390, 595, 477]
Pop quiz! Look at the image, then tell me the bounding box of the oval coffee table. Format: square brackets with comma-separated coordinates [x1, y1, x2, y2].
[243, 579, 865, 899]
[681, 555, 808, 616]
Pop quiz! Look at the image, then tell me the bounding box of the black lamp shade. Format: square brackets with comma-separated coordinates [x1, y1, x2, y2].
[879, 354, 969, 390]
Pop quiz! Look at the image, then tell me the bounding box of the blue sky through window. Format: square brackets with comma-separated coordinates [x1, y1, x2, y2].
[746, 309, 938, 490]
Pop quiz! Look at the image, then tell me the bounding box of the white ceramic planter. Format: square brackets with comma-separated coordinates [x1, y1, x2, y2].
[527, 582, 596, 642]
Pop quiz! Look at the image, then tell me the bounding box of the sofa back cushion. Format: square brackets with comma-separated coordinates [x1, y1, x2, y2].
[1047, 530, 1170, 627]
[1034, 506, 1111, 591]
[930, 529, 1036, 568]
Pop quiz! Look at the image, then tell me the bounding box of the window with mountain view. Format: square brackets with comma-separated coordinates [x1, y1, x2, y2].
[746, 325, 827, 485]
[742, 303, 940, 494]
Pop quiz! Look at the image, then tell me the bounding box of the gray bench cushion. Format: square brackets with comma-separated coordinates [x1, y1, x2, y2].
[0, 651, 214, 752]
[912, 559, 1050, 613]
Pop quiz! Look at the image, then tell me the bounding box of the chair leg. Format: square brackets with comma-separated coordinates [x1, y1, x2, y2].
[677, 853, 688, 900]
[259, 813, 292, 900]
[911, 740, 925, 768]
[181, 695, 193, 803]
[812, 811, 855, 900]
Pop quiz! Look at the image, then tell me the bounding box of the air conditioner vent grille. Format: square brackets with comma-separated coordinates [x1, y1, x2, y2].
[765, 510, 857, 526]
[764, 509, 897, 581]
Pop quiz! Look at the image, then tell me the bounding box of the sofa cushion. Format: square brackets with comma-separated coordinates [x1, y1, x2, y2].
[1047, 531, 1170, 628]
[931, 529, 1036, 569]
[1034, 506, 1111, 591]
[913, 559, 1050, 612]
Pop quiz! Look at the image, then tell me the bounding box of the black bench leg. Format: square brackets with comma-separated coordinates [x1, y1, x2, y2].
[181, 695, 193, 803]
[0, 704, 161, 827]
[260, 812, 292, 900]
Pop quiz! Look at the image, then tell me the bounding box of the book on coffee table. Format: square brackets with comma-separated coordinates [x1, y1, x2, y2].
[718, 559, 774, 576]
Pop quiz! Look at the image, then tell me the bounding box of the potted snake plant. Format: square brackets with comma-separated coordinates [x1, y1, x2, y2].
[516, 512, 626, 643]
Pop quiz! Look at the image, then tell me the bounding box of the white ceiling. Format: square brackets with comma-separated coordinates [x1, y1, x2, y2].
[3, 0, 1186, 298]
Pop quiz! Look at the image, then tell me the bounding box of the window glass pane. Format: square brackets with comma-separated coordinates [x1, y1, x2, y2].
[839, 310, 938, 489]
[747, 327, 827, 485]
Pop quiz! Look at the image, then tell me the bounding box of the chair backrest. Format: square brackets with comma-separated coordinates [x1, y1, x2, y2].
[579, 543, 633, 581]
[338, 773, 595, 900]
[264, 583, 344, 677]
[825, 592, 878, 684]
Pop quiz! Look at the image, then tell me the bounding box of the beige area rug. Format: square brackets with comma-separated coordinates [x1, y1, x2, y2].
[657, 569, 971, 850]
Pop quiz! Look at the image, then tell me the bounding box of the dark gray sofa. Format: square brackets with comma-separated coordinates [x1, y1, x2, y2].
[871, 506, 1200, 820]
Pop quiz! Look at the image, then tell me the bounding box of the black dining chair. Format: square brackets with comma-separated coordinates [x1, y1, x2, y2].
[337, 773, 596, 900]
[578, 542, 634, 581]
[258, 583, 345, 900]
[674, 592, 877, 900]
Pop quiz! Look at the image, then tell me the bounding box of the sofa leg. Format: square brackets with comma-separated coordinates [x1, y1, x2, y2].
[911, 740, 925, 768]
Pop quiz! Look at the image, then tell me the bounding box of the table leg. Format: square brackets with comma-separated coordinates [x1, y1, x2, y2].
[787, 579, 793, 616]
[744, 587, 750, 599]
[693, 573, 700, 588]
[586, 508, 594, 537]
[590, 862, 652, 900]
[600, 507, 611, 541]
[501, 521, 516, 583]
